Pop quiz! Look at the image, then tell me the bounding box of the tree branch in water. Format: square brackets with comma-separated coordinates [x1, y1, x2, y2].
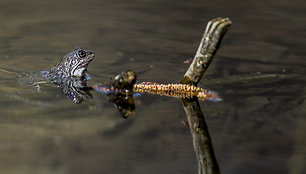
[181, 18, 232, 85]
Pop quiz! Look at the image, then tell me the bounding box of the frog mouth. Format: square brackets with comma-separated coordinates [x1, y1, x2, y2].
[72, 59, 93, 77]
[72, 66, 87, 77]
[72, 64, 89, 77]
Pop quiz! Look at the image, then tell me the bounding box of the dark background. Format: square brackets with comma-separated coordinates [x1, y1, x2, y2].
[0, 0, 305, 174]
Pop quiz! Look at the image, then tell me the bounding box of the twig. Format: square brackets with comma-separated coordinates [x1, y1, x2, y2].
[133, 82, 220, 101]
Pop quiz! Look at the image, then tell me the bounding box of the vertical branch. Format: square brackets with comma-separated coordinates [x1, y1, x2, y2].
[182, 98, 220, 174]
[181, 18, 232, 85]
[181, 18, 232, 174]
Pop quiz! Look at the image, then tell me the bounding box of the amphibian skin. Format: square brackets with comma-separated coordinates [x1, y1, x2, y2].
[40, 46, 95, 103]
[6, 47, 95, 104]
[15, 47, 94, 87]
[42, 46, 94, 83]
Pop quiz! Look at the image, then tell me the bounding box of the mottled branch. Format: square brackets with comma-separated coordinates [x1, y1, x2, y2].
[180, 17, 232, 174]
[133, 82, 220, 101]
[181, 18, 232, 85]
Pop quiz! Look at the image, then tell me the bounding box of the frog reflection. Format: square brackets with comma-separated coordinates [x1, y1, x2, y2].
[12, 47, 94, 104]
[56, 76, 92, 104]
[42, 47, 94, 104]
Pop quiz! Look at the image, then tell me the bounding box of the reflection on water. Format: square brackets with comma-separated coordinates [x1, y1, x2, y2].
[182, 98, 220, 174]
[0, 0, 306, 174]
[56, 76, 92, 104]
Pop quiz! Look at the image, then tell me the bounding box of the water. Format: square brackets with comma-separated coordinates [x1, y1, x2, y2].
[0, 0, 305, 174]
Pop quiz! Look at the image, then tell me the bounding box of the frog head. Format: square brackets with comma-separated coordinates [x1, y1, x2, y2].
[61, 46, 94, 77]
[47, 47, 94, 80]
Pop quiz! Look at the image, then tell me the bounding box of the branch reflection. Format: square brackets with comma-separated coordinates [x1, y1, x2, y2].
[92, 70, 136, 118]
[182, 98, 220, 174]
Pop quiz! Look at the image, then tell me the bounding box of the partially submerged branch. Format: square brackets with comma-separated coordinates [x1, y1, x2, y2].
[133, 82, 221, 101]
[93, 71, 221, 102]
[180, 17, 232, 174]
[92, 18, 232, 119]
[181, 18, 232, 85]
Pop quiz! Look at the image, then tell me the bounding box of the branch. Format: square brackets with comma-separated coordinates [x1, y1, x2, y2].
[180, 17, 232, 174]
[181, 18, 232, 85]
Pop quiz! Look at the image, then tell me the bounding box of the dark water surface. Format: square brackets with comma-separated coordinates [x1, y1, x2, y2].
[0, 0, 305, 174]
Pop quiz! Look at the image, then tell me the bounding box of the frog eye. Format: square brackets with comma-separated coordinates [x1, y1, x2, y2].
[77, 50, 86, 58]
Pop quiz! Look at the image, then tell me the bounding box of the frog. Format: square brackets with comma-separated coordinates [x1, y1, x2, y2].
[2, 47, 95, 104]
[41, 46, 94, 83]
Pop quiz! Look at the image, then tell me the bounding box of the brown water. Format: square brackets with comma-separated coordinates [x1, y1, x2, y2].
[0, 0, 305, 174]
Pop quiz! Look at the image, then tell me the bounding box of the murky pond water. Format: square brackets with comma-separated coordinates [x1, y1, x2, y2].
[0, 0, 305, 174]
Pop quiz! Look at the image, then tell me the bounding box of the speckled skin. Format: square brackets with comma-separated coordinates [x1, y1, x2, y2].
[43, 47, 94, 83]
